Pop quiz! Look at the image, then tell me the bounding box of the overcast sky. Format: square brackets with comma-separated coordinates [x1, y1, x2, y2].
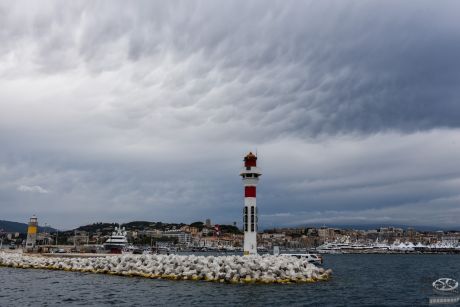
[1, 1, 460, 230]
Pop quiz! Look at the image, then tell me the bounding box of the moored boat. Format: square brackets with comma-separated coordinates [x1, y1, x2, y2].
[103, 226, 128, 253]
[284, 253, 323, 264]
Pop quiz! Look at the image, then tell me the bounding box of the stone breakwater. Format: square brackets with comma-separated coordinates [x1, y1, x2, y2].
[0, 252, 331, 284]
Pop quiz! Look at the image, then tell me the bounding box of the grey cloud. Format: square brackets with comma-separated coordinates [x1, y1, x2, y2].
[17, 185, 49, 194]
[1, 1, 459, 137]
[261, 194, 460, 228]
[0, 1, 460, 228]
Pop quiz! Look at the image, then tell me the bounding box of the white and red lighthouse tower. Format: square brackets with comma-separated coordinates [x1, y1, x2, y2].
[240, 152, 261, 255]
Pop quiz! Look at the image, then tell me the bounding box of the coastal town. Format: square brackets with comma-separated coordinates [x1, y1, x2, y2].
[3, 217, 460, 254]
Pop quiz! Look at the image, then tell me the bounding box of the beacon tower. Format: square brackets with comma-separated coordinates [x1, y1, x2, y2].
[240, 152, 261, 255]
[25, 215, 38, 252]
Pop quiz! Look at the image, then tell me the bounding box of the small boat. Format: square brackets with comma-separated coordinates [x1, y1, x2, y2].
[284, 253, 323, 264]
[273, 246, 323, 264]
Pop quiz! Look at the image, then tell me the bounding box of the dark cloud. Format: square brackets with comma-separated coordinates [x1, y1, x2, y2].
[0, 1, 459, 228]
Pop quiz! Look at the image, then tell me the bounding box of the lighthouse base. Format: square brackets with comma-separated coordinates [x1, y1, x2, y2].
[244, 232, 257, 255]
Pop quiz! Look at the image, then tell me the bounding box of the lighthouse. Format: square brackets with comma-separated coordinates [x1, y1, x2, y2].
[240, 152, 261, 255]
[25, 215, 38, 252]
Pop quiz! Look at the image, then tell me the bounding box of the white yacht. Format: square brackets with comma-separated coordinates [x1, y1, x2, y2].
[316, 241, 352, 253]
[103, 226, 128, 253]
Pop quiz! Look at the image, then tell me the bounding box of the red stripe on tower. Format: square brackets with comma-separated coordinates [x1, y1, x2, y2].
[245, 186, 256, 197]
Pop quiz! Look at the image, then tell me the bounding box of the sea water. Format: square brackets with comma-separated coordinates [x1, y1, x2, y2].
[1, 254, 459, 306]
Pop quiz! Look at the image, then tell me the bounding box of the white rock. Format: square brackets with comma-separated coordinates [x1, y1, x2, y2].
[0, 252, 331, 283]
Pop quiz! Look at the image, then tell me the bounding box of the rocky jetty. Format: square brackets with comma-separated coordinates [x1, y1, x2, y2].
[0, 252, 331, 284]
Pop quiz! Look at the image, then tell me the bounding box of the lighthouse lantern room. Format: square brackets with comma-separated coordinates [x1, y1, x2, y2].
[240, 152, 261, 255]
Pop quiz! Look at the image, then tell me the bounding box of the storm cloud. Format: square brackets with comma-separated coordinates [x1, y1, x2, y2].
[0, 1, 459, 229]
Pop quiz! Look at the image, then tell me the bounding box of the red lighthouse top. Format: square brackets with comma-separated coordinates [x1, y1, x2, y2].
[244, 152, 257, 167]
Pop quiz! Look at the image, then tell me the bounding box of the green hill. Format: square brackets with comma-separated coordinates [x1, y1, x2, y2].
[0, 220, 28, 233]
[0, 220, 56, 233]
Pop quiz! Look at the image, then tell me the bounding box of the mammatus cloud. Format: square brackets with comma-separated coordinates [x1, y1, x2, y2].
[1, 1, 460, 139]
[17, 185, 49, 194]
[0, 1, 460, 228]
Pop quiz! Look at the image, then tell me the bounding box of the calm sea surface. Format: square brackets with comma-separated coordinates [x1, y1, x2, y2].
[1, 254, 459, 306]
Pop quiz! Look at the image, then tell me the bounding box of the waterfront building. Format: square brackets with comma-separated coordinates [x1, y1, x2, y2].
[25, 215, 38, 252]
[441, 236, 460, 245]
[201, 227, 212, 236]
[68, 231, 89, 246]
[240, 152, 261, 255]
[162, 230, 192, 245]
[318, 227, 338, 241]
[179, 225, 199, 235]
